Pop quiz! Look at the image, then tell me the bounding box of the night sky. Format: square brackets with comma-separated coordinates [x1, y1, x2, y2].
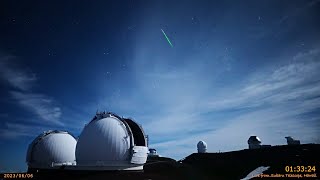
[1, 0, 320, 172]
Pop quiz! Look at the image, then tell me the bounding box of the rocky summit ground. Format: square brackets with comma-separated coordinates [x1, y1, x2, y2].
[1, 144, 319, 180]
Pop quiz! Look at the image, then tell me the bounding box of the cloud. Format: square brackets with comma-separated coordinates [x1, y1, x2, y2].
[0, 56, 37, 91]
[150, 105, 319, 160]
[10, 91, 63, 126]
[206, 48, 320, 111]
[115, 47, 320, 160]
[0, 54, 64, 132]
[0, 122, 54, 140]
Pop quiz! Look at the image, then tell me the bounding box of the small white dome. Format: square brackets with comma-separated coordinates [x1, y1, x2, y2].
[248, 135, 262, 149]
[148, 148, 159, 157]
[26, 130, 77, 169]
[197, 140, 207, 153]
[248, 136, 262, 144]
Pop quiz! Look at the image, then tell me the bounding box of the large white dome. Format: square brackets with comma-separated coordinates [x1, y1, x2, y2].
[76, 114, 131, 164]
[75, 112, 148, 170]
[26, 130, 77, 169]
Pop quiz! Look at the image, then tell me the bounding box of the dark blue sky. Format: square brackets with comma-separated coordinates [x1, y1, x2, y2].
[1, 0, 320, 172]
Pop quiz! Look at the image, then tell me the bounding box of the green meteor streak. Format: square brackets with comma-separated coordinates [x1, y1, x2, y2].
[161, 29, 173, 47]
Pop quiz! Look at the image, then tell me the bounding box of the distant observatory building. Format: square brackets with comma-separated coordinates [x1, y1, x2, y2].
[148, 148, 159, 157]
[26, 130, 77, 171]
[197, 141, 207, 153]
[75, 112, 148, 171]
[285, 136, 300, 145]
[248, 136, 262, 149]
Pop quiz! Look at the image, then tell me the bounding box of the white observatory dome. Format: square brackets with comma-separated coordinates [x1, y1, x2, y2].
[26, 130, 77, 169]
[197, 140, 207, 153]
[248, 135, 262, 149]
[75, 112, 148, 170]
[148, 148, 159, 157]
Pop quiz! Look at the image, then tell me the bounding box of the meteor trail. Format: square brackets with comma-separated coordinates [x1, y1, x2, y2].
[161, 29, 173, 47]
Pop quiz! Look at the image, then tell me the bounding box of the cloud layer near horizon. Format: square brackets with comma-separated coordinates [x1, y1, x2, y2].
[0, 56, 64, 139]
[1, 46, 319, 161]
[103, 46, 320, 160]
